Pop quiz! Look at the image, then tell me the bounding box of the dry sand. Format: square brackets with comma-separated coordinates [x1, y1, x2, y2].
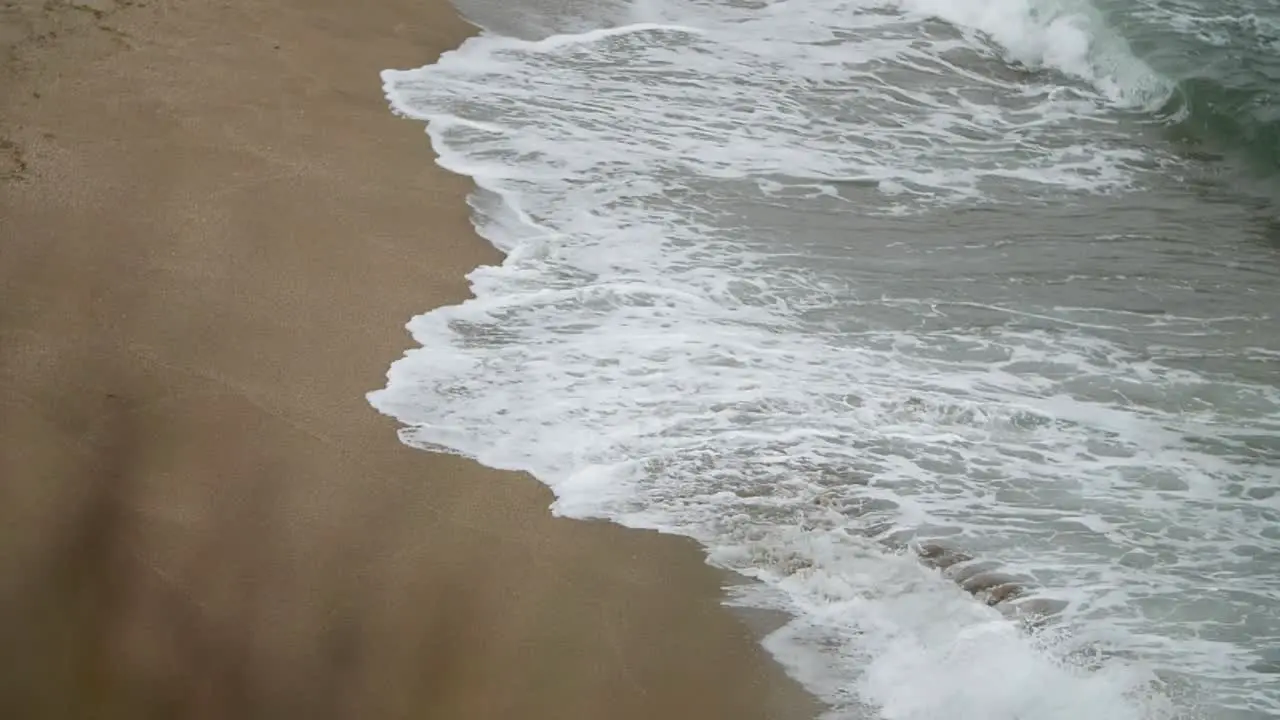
[0, 1, 818, 718]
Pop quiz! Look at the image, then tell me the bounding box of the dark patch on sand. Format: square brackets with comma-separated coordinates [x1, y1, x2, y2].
[0, 137, 26, 180]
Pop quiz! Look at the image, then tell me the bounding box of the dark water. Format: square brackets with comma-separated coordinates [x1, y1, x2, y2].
[1110, 0, 1280, 177]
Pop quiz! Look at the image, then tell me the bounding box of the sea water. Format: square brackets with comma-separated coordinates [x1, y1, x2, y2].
[369, 0, 1280, 717]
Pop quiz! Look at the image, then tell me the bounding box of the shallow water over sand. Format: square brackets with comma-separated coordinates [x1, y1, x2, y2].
[375, 1, 1280, 716]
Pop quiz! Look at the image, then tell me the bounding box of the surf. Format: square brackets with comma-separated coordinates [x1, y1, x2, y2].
[373, 1, 1280, 717]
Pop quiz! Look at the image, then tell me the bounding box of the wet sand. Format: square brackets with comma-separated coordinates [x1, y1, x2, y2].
[0, 0, 817, 718]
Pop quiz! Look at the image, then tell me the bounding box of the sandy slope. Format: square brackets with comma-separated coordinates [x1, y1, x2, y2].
[0, 1, 817, 718]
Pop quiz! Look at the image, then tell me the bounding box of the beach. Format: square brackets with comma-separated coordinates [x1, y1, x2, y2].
[0, 1, 818, 718]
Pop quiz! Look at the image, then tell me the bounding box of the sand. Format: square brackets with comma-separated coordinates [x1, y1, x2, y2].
[0, 1, 818, 718]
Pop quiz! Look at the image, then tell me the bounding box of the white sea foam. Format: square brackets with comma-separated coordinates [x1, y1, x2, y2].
[893, 0, 1173, 106]
[372, 0, 1280, 717]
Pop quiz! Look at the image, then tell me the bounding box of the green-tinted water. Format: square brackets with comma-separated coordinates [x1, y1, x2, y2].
[1105, 0, 1280, 176]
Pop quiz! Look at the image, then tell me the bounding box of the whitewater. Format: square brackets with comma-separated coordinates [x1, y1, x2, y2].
[369, 0, 1280, 717]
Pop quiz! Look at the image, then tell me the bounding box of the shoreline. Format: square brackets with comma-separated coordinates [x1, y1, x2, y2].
[0, 1, 818, 718]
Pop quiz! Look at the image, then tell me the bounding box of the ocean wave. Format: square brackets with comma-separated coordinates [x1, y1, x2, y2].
[374, 0, 1280, 716]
